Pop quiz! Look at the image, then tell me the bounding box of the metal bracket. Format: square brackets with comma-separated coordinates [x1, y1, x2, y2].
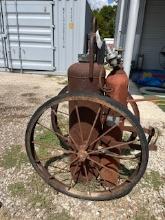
[1, 33, 7, 39]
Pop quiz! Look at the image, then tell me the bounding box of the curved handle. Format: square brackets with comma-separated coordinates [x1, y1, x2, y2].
[89, 33, 96, 79]
[92, 17, 98, 33]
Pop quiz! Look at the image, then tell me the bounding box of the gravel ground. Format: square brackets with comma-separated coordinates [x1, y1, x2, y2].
[0, 73, 165, 220]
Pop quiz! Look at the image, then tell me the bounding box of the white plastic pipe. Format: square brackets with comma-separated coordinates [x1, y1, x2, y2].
[116, 0, 125, 49]
[123, 0, 140, 77]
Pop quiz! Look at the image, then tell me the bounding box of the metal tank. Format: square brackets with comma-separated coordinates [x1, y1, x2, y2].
[68, 34, 106, 181]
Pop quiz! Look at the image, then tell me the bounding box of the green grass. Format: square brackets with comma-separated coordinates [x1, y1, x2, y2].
[158, 104, 165, 112]
[26, 173, 54, 209]
[142, 170, 164, 190]
[134, 207, 156, 220]
[0, 145, 28, 169]
[7, 174, 53, 209]
[58, 80, 68, 85]
[28, 193, 52, 209]
[0, 208, 11, 220]
[52, 210, 73, 220]
[8, 182, 27, 197]
[7, 176, 73, 219]
[35, 129, 61, 158]
[36, 129, 60, 145]
[156, 98, 165, 112]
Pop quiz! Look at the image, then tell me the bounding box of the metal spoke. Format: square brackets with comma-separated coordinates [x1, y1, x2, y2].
[85, 107, 101, 149]
[75, 105, 84, 143]
[50, 164, 70, 173]
[68, 162, 79, 190]
[89, 140, 136, 155]
[89, 123, 119, 147]
[90, 151, 141, 161]
[37, 122, 68, 142]
[52, 109, 68, 131]
[69, 134, 79, 151]
[95, 167, 104, 187]
[70, 156, 79, 166]
[57, 110, 69, 116]
[83, 164, 91, 194]
[33, 140, 76, 155]
[87, 157, 118, 174]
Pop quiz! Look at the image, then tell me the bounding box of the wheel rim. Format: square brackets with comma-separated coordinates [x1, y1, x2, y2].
[25, 93, 148, 201]
[51, 88, 140, 144]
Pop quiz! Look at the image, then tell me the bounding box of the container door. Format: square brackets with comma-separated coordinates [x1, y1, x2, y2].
[0, 1, 8, 69]
[1, 0, 55, 71]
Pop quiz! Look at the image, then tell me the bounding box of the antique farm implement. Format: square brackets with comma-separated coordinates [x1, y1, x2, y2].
[25, 24, 158, 201]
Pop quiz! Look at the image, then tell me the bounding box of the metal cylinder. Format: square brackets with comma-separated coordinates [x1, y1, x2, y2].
[68, 62, 105, 181]
[100, 68, 129, 186]
[106, 68, 129, 106]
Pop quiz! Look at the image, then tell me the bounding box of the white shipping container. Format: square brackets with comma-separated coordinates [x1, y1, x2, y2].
[0, 0, 92, 74]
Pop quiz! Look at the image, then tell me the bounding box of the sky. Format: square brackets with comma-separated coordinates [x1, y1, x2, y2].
[88, 0, 116, 10]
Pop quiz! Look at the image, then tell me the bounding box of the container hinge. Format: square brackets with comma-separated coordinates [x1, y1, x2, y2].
[1, 33, 7, 39]
[53, 47, 56, 51]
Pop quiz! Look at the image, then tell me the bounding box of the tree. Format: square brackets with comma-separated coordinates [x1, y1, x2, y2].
[93, 5, 117, 38]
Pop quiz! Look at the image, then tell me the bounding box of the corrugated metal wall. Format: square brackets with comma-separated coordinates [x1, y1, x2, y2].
[140, 0, 165, 70]
[0, 0, 92, 73]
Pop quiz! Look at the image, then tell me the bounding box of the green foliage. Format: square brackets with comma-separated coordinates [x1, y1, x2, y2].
[93, 5, 117, 38]
[0, 145, 28, 169]
[143, 170, 164, 191]
[8, 182, 26, 197]
[35, 129, 61, 159]
[51, 210, 73, 220]
[134, 207, 156, 220]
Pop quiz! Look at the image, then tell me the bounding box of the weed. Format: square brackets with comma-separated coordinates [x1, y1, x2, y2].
[0, 145, 28, 169]
[26, 173, 53, 209]
[52, 209, 73, 220]
[35, 129, 61, 158]
[58, 80, 68, 85]
[21, 93, 36, 97]
[8, 182, 27, 197]
[0, 208, 11, 220]
[28, 193, 52, 209]
[134, 207, 156, 220]
[143, 170, 164, 190]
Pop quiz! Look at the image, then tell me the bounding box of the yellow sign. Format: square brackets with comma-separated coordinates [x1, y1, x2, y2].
[69, 22, 74, 29]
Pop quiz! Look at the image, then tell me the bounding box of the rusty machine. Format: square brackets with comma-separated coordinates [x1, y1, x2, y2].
[25, 20, 158, 201]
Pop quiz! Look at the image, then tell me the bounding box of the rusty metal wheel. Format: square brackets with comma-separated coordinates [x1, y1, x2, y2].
[51, 87, 140, 144]
[25, 92, 148, 201]
[51, 86, 69, 149]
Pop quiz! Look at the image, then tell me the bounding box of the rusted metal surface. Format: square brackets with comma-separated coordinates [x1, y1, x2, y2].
[26, 93, 149, 201]
[68, 44, 106, 181]
[127, 93, 140, 119]
[99, 68, 129, 186]
[106, 68, 129, 106]
[127, 96, 161, 103]
[25, 17, 158, 201]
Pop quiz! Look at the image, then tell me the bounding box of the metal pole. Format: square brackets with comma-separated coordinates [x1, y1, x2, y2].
[15, 0, 23, 73]
[115, 0, 125, 49]
[0, 0, 7, 70]
[4, 0, 13, 71]
[123, 0, 140, 77]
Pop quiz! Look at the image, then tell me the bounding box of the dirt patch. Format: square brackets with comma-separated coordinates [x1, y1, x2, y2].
[0, 73, 164, 220]
[27, 97, 42, 104]
[3, 114, 30, 121]
[33, 86, 40, 90]
[0, 106, 29, 111]
[21, 93, 37, 97]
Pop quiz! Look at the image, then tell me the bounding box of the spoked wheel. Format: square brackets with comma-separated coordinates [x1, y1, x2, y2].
[51, 87, 140, 144]
[25, 93, 148, 201]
